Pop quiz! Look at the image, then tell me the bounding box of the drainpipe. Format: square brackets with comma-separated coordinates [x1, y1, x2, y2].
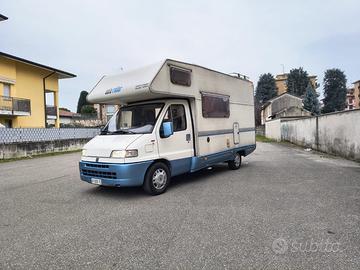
[43, 71, 56, 128]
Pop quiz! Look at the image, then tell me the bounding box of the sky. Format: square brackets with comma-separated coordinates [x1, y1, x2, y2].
[1, 0, 359, 111]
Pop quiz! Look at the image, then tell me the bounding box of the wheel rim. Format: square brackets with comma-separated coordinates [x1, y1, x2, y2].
[234, 154, 241, 167]
[152, 168, 167, 190]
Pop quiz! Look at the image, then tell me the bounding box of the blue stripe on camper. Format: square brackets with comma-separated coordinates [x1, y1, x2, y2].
[198, 128, 255, 137]
[170, 157, 192, 176]
[190, 144, 256, 172]
[79, 160, 153, 187]
[79, 144, 256, 187]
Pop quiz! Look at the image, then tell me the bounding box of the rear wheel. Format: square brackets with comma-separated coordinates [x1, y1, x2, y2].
[143, 162, 170, 195]
[228, 152, 242, 170]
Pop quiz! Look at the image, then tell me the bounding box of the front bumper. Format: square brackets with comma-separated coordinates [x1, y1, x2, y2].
[79, 160, 153, 187]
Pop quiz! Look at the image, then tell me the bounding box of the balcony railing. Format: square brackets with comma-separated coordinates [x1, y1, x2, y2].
[46, 106, 57, 118]
[0, 95, 31, 115]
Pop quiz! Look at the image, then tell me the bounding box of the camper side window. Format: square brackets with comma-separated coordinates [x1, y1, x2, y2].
[201, 93, 230, 118]
[170, 67, 191, 86]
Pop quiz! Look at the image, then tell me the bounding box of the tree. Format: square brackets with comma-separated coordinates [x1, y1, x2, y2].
[254, 98, 262, 126]
[77, 91, 89, 113]
[322, 69, 347, 113]
[303, 84, 320, 115]
[80, 105, 97, 114]
[286, 67, 310, 96]
[254, 73, 277, 126]
[255, 73, 277, 104]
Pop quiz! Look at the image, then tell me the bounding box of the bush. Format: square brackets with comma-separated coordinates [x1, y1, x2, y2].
[81, 105, 97, 114]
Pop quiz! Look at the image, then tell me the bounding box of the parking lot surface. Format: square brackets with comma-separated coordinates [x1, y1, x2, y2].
[0, 142, 359, 269]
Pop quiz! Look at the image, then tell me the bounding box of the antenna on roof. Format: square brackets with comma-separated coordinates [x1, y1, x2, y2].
[281, 64, 285, 74]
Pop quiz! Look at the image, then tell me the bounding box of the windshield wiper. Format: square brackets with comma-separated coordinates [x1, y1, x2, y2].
[109, 130, 136, 135]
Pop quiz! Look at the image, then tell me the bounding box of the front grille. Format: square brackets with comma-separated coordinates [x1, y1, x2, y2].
[85, 163, 109, 169]
[81, 169, 116, 179]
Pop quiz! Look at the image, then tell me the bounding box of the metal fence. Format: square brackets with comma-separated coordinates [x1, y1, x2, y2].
[0, 128, 100, 144]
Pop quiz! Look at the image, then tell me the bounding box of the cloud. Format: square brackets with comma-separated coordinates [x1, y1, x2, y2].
[1, 0, 359, 110]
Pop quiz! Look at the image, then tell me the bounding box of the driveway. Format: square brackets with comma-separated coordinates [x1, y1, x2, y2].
[0, 142, 359, 269]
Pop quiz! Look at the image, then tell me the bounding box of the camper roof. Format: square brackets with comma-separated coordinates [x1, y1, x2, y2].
[87, 59, 252, 104]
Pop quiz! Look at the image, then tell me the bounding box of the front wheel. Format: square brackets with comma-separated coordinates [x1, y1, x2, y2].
[228, 153, 242, 170]
[143, 162, 170, 195]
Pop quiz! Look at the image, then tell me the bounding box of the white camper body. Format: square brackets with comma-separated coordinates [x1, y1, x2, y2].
[80, 59, 256, 195]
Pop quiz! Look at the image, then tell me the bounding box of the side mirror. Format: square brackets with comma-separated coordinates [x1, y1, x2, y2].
[160, 121, 173, 138]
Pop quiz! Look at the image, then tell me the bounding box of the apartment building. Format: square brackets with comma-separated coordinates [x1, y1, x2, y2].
[275, 73, 318, 95]
[346, 80, 360, 110]
[0, 52, 76, 128]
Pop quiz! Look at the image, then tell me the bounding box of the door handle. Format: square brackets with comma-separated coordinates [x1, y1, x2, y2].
[186, 134, 191, 142]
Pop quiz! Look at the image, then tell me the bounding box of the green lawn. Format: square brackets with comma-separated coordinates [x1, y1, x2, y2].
[256, 134, 275, 143]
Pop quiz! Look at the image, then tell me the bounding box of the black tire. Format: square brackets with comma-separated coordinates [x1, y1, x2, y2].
[143, 162, 170, 195]
[228, 152, 242, 170]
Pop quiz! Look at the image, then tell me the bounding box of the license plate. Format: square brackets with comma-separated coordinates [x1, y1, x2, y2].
[91, 178, 102, 185]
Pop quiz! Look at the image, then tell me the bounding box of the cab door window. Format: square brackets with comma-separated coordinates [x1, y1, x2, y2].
[171, 104, 186, 131]
[161, 104, 187, 133]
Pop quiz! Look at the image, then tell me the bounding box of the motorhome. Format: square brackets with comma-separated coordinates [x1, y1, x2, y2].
[80, 59, 256, 195]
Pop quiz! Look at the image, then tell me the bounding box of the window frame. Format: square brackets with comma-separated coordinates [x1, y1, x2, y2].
[160, 104, 187, 134]
[3, 83, 11, 97]
[169, 66, 191, 87]
[201, 92, 230, 118]
[106, 105, 116, 114]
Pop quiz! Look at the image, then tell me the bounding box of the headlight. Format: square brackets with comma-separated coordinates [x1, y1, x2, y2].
[125, 149, 138, 158]
[82, 149, 87, 156]
[110, 150, 126, 158]
[111, 149, 138, 158]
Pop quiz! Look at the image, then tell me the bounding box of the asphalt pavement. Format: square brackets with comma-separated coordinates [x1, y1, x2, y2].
[0, 142, 359, 269]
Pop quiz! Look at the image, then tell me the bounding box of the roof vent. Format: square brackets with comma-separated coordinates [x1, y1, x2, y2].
[229, 72, 249, 80]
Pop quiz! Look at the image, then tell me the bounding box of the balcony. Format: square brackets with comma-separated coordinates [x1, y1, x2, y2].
[46, 105, 57, 119]
[0, 96, 31, 116]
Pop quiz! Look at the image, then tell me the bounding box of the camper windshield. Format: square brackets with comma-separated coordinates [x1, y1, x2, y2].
[102, 103, 164, 135]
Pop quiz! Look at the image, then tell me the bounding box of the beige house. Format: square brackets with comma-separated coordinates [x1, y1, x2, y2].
[59, 109, 79, 125]
[346, 80, 360, 110]
[58, 109, 103, 127]
[93, 104, 119, 124]
[275, 73, 318, 95]
[261, 92, 311, 125]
